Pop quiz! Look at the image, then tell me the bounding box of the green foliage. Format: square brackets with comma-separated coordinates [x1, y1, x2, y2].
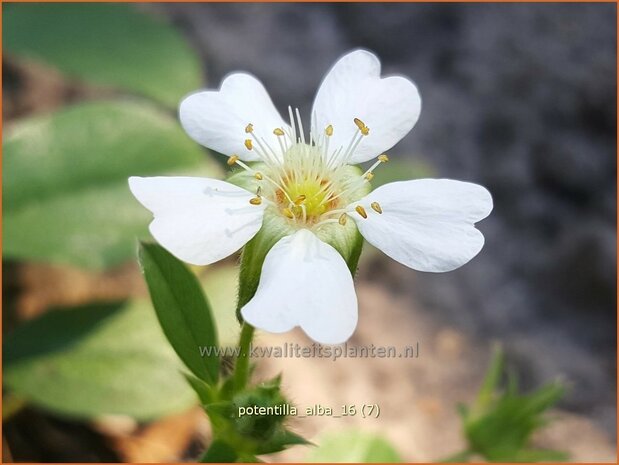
[200, 376, 309, 462]
[232, 378, 287, 441]
[3, 301, 197, 421]
[201, 440, 239, 463]
[306, 429, 403, 463]
[447, 346, 568, 463]
[139, 242, 220, 385]
[3, 100, 219, 269]
[3, 3, 202, 107]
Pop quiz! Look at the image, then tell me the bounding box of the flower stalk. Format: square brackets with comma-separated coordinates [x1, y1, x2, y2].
[233, 323, 255, 392]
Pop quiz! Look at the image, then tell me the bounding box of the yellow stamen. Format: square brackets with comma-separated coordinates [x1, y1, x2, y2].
[254, 172, 263, 180]
[273, 127, 285, 136]
[355, 205, 368, 219]
[244, 139, 253, 150]
[325, 125, 334, 136]
[294, 194, 307, 205]
[282, 208, 294, 219]
[354, 118, 370, 136]
[371, 202, 383, 214]
[227, 155, 239, 166]
[245, 123, 254, 133]
[249, 196, 262, 206]
[338, 213, 348, 225]
[364, 172, 374, 181]
[378, 154, 389, 163]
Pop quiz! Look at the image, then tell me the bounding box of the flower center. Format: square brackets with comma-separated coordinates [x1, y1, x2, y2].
[270, 143, 347, 224]
[228, 108, 388, 230]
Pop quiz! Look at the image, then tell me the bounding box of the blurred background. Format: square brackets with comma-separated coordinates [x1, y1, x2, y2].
[2, 2, 616, 462]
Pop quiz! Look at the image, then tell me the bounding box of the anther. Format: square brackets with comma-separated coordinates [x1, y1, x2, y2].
[254, 172, 263, 180]
[355, 205, 368, 219]
[371, 202, 383, 214]
[378, 154, 389, 163]
[227, 155, 239, 166]
[354, 118, 370, 136]
[283, 208, 295, 219]
[273, 127, 285, 136]
[244, 139, 253, 150]
[294, 194, 307, 205]
[325, 125, 334, 136]
[364, 172, 374, 181]
[249, 196, 262, 206]
[338, 213, 348, 225]
[245, 123, 254, 133]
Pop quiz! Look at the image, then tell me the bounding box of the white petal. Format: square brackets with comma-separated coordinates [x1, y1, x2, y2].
[179, 73, 291, 162]
[241, 229, 358, 344]
[352, 179, 493, 272]
[311, 49, 421, 165]
[129, 176, 265, 265]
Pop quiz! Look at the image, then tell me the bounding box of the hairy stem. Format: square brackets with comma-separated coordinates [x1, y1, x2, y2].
[233, 323, 255, 391]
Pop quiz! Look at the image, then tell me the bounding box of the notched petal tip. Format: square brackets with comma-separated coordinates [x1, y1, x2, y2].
[352, 178, 492, 273]
[240, 229, 358, 344]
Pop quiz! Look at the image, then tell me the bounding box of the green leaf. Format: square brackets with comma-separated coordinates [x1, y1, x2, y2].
[461, 345, 567, 462]
[307, 429, 402, 463]
[184, 374, 217, 406]
[3, 100, 220, 269]
[3, 301, 197, 421]
[3, 3, 202, 107]
[473, 343, 504, 416]
[139, 242, 219, 384]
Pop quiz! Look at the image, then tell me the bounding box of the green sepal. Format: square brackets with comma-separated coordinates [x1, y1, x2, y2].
[236, 212, 292, 315]
[226, 164, 263, 192]
[232, 382, 288, 441]
[255, 428, 313, 455]
[205, 400, 236, 421]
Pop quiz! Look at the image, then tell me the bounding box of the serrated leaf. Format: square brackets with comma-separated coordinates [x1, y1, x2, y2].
[3, 301, 196, 421]
[3, 3, 202, 107]
[139, 242, 219, 385]
[3, 100, 220, 269]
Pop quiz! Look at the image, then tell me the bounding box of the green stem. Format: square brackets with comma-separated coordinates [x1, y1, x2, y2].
[233, 323, 255, 392]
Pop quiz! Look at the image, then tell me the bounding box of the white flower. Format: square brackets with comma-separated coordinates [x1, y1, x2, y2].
[129, 50, 493, 344]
